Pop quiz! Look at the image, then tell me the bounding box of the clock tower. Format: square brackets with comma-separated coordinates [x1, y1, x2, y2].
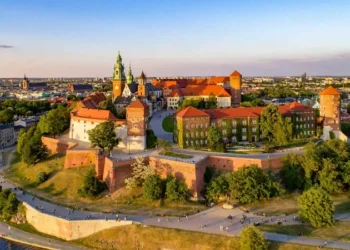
[113, 51, 126, 100]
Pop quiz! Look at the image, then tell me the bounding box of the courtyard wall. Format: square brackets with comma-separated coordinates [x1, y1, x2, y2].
[41, 137, 77, 155]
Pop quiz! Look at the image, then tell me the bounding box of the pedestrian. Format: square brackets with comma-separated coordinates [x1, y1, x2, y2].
[203, 225, 207, 228]
[186, 215, 188, 220]
[178, 217, 181, 222]
[157, 218, 161, 223]
[124, 216, 127, 220]
[225, 227, 228, 231]
[116, 214, 119, 219]
[324, 241, 328, 246]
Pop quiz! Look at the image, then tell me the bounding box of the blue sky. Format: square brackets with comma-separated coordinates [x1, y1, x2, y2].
[1, 0, 350, 77]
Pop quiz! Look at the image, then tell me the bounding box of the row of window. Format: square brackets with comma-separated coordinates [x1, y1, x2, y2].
[185, 140, 207, 146]
[296, 116, 314, 121]
[218, 119, 257, 127]
[185, 131, 207, 138]
[296, 124, 314, 129]
[185, 123, 208, 129]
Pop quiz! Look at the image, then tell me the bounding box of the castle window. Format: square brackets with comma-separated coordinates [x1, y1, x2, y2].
[252, 120, 257, 125]
[205, 131, 208, 136]
[196, 132, 199, 137]
[186, 132, 189, 137]
[185, 124, 189, 129]
[232, 120, 237, 126]
[134, 125, 138, 128]
[232, 129, 236, 134]
[222, 122, 226, 126]
[205, 139, 207, 144]
[242, 128, 247, 133]
[222, 130, 227, 135]
[242, 120, 247, 125]
[232, 136, 237, 142]
[211, 122, 216, 127]
[242, 136, 247, 141]
[186, 141, 189, 145]
[252, 128, 256, 133]
[200, 140, 203, 144]
[201, 132, 204, 137]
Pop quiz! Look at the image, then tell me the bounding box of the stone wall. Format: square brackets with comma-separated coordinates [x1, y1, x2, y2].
[41, 137, 77, 155]
[24, 202, 132, 241]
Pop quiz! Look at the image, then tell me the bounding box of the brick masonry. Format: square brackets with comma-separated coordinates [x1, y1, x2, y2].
[41, 137, 77, 155]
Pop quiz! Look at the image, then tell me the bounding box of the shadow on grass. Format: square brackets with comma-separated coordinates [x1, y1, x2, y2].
[335, 200, 350, 213]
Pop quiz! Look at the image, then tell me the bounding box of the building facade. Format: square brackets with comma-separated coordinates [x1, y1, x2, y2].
[174, 102, 316, 148]
[0, 124, 16, 148]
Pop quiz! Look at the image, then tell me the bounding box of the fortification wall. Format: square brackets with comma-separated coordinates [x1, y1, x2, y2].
[41, 137, 77, 155]
[24, 202, 132, 241]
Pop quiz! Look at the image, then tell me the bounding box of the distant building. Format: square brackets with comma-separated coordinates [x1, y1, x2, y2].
[0, 124, 16, 148]
[68, 83, 93, 93]
[22, 75, 48, 90]
[14, 117, 40, 128]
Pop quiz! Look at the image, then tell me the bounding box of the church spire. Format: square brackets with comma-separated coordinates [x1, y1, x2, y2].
[126, 63, 134, 84]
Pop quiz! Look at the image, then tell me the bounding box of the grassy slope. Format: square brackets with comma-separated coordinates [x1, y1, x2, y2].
[5, 153, 204, 215]
[260, 221, 350, 242]
[163, 151, 193, 159]
[242, 192, 350, 216]
[75, 224, 336, 250]
[162, 116, 174, 132]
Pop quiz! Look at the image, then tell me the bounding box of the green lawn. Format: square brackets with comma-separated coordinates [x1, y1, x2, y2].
[75, 224, 335, 250]
[162, 116, 174, 132]
[163, 152, 193, 159]
[259, 222, 350, 242]
[242, 192, 350, 216]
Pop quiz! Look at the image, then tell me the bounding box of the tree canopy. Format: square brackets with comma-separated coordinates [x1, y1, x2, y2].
[165, 175, 189, 202]
[228, 165, 283, 204]
[78, 168, 105, 198]
[240, 225, 268, 250]
[88, 121, 119, 155]
[97, 99, 118, 117]
[143, 174, 163, 201]
[125, 157, 154, 189]
[297, 187, 334, 228]
[37, 105, 70, 137]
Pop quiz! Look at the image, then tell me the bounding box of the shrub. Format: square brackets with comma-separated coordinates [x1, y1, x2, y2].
[143, 174, 163, 200]
[240, 225, 268, 250]
[78, 168, 105, 198]
[36, 171, 49, 185]
[146, 129, 157, 148]
[165, 176, 189, 202]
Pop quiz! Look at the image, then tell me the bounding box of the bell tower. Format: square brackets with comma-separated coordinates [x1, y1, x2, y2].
[229, 70, 242, 107]
[113, 51, 126, 100]
[126, 64, 134, 84]
[138, 71, 148, 98]
[22, 74, 29, 89]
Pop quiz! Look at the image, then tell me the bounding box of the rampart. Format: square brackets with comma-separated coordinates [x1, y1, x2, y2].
[41, 137, 77, 155]
[24, 202, 132, 241]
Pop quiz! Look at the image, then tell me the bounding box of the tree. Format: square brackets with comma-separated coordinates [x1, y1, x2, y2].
[88, 121, 119, 155]
[260, 104, 280, 142]
[146, 129, 157, 149]
[317, 159, 343, 193]
[17, 127, 36, 154]
[157, 138, 172, 154]
[97, 100, 117, 117]
[280, 155, 304, 191]
[298, 187, 334, 228]
[143, 174, 163, 200]
[206, 174, 229, 202]
[21, 132, 48, 165]
[273, 117, 292, 145]
[78, 168, 105, 198]
[207, 126, 223, 151]
[228, 165, 282, 204]
[125, 157, 154, 189]
[37, 106, 70, 137]
[36, 171, 49, 185]
[0, 109, 14, 124]
[165, 176, 189, 202]
[240, 225, 268, 250]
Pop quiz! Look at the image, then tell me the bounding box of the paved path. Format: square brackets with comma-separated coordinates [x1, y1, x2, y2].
[149, 110, 176, 142]
[0, 222, 84, 250]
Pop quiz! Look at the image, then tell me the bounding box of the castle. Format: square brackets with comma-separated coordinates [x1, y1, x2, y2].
[22, 75, 48, 90]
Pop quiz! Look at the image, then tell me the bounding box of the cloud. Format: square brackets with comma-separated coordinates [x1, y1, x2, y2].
[0, 45, 14, 49]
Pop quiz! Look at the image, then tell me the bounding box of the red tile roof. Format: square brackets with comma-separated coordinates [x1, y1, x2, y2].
[72, 108, 117, 120]
[288, 101, 314, 112]
[127, 99, 149, 109]
[319, 86, 340, 95]
[168, 89, 182, 97]
[176, 106, 209, 118]
[230, 70, 242, 77]
[181, 85, 231, 97]
[80, 92, 107, 109]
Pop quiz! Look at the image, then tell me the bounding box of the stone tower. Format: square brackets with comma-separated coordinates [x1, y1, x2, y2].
[138, 71, 148, 98]
[112, 51, 126, 100]
[319, 86, 341, 131]
[126, 64, 134, 84]
[22, 75, 29, 89]
[229, 70, 242, 107]
[126, 99, 149, 150]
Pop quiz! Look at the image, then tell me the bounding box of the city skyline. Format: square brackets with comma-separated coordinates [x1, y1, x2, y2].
[1, 0, 350, 77]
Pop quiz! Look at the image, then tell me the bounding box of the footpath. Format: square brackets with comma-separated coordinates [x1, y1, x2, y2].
[0, 222, 84, 250]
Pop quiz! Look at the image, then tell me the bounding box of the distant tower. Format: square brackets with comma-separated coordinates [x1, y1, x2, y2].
[229, 70, 242, 107]
[138, 71, 148, 98]
[126, 64, 134, 84]
[126, 99, 149, 150]
[22, 75, 29, 89]
[112, 51, 126, 100]
[319, 86, 341, 131]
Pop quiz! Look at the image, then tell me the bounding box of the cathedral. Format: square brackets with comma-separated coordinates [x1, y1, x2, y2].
[112, 52, 163, 117]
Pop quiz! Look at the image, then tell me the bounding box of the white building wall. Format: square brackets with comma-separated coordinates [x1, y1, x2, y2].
[127, 136, 146, 150]
[69, 119, 101, 142]
[217, 97, 231, 108]
[115, 125, 127, 148]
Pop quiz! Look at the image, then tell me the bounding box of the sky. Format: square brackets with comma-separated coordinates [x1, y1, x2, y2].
[1, 0, 350, 77]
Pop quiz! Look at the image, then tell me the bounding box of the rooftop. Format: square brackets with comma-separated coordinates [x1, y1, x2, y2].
[176, 106, 210, 118]
[72, 108, 117, 120]
[319, 86, 340, 95]
[127, 99, 149, 109]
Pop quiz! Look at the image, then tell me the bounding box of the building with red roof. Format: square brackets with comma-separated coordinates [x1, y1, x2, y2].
[174, 101, 316, 148]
